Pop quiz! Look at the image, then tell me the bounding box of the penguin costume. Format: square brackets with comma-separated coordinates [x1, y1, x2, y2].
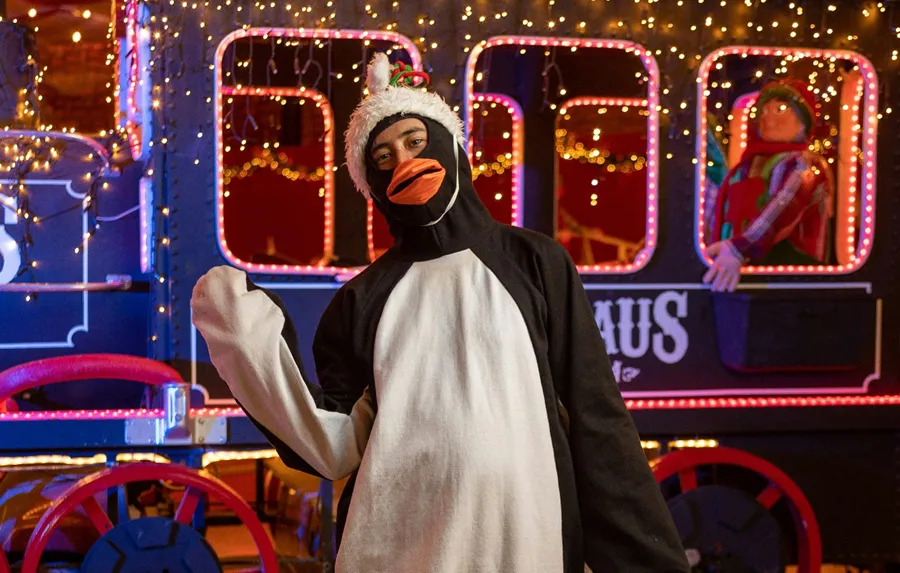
[191, 54, 689, 572]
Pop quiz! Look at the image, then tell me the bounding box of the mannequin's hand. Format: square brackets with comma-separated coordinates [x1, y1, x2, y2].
[703, 241, 744, 292]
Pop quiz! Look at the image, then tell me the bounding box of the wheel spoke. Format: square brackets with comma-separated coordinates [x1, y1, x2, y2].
[174, 486, 203, 525]
[678, 468, 698, 492]
[756, 484, 783, 510]
[81, 496, 114, 535]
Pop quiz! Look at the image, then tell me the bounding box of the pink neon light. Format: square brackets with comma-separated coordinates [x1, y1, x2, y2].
[558, 96, 654, 273]
[558, 97, 649, 114]
[696, 46, 878, 275]
[465, 36, 661, 275]
[727, 92, 758, 168]
[215, 28, 422, 276]
[218, 85, 335, 271]
[626, 395, 900, 410]
[123, 0, 142, 160]
[1, 397, 897, 420]
[139, 177, 151, 273]
[113, 0, 125, 130]
[366, 201, 378, 263]
[837, 72, 865, 266]
[0, 407, 246, 422]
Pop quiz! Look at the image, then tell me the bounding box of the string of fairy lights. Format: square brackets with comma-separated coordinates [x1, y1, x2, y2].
[0, 7, 131, 303]
[226, 130, 650, 186]
[0, 0, 895, 347]
[0, 131, 124, 301]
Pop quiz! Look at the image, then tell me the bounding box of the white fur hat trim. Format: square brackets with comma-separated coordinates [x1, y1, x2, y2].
[344, 53, 465, 198]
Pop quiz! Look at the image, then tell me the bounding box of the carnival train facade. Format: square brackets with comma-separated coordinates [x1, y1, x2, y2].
[0, 0, 898, 571]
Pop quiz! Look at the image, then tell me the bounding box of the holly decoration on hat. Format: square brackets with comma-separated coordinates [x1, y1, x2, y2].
[389, 62, 430, 88]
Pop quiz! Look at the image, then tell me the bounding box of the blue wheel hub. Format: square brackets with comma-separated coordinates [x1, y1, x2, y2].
[81, 516, 222, 573]
[667, 485, 783, 572]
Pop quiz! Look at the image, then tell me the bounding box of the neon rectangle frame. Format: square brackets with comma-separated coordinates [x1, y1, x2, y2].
[218, 85, 335, 271]
[214, 28, 422, 275]
[467, 93, 524, 226]
[557, 96, 651, 271]
[695, 46, 878, 275]
[464, 36, 661, 275]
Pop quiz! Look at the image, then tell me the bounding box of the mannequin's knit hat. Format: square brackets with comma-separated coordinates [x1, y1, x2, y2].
[757, 78, 819, 135]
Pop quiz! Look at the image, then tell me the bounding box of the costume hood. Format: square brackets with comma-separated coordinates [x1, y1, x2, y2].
[345, 53, 465, 199]
[344, 53, 495, 260]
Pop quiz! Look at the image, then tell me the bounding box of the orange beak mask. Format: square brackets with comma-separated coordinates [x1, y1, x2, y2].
[365, 115, 461, 227]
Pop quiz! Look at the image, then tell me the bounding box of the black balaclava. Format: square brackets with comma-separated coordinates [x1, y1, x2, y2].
[364, 114, 495, 261]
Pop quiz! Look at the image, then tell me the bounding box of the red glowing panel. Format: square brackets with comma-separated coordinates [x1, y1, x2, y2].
[556, 97, 650, 270]
[217, 87, 334, 271]
[465, 36, 661, 275]
[696, 46, 878, 275]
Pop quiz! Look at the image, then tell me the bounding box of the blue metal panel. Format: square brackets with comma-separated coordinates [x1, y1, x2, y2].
[0, 139, 150, 409]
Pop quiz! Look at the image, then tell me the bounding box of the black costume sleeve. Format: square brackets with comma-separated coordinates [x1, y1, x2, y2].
[541, 251, 689, 572]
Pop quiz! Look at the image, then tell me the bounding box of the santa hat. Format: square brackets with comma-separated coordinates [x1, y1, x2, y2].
[344, 53, 465, 198]
[757, 78, 820, 135]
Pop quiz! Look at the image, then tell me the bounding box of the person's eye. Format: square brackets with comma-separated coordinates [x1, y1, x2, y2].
[375, 152, 391, 164]
[410, 138, 426, 147]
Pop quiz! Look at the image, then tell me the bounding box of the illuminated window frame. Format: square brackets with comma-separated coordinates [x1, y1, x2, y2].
[214, 28, 422, 275]
[465, 36, 661, 274]
[216, 85, 335, 273]
[696, 46, 878, 275]
[466, 93, 524, 225]
[557, 96, 652, 273]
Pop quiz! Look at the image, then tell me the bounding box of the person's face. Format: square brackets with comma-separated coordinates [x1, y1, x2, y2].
[758, 98, 807, 143]
[365, 115, 460, 226]
[370, 118, 429, 171]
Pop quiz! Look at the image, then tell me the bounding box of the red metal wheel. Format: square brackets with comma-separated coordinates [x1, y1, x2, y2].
[652, 446, 822, 573]
[0, 550, 9, 573]
[20, 462, 279, 573]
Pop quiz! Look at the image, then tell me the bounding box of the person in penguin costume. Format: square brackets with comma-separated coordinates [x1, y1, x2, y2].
[191, 53, 689, 572]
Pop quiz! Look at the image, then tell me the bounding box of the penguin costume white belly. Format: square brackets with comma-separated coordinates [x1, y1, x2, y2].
[191, 54, 690, 573]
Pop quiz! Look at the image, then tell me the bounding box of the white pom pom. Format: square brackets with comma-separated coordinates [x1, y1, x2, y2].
[366, 52, 392, 96]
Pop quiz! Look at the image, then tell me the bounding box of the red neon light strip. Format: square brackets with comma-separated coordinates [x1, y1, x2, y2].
[626, 395, 900, 410]
[467, 93, 524, 226]
[218, 85, 335, 272]
[558, 96, 652, 273]
[4, 396, 900, 421]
